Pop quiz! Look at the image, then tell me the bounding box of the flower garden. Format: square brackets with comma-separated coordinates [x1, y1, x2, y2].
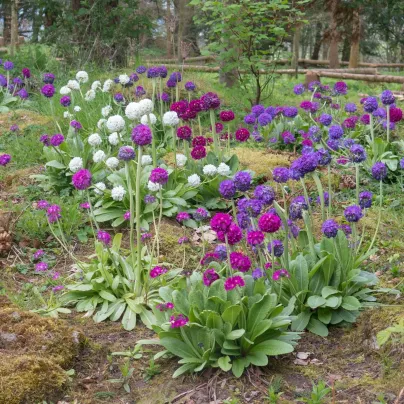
[0, 57, 403, 403]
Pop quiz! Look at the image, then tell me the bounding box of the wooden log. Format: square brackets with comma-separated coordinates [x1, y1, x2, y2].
[305, 71, 320, 87]
[0, 37, 4, 47]
[146, 55, 215, 63]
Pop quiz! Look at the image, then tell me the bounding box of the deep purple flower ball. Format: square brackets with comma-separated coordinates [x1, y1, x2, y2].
[390, 107, 403, 123]
[220, 110, 235, 122]
[135, 86, 146, 97]
[327, 139, 340, 151]
[319, 113, 333, 126]
[359, 191, 373, 209]
[344, 205, 363, 222]
[224, 276, 245, 291]
[190, 145, 207, 160]
[136, 65, 147, 74]
[308, 126, 321, 142]
[339, 224, 352, 237]
[0, 154, 11, 166]
[293, 83, 305, 95]
[317, 148, 332, 166]
[43, 73, 55, 84]
[3, 61, 14, 71]
[316, 192, 329, 207]
[272, 269, 290, 281]
[381, 90, 395, 106]
[144, 194, 156, 204]
[219, 179, 236, 199]
[158, 66, 168, 78]
[194, 207, 209, 221]
[210, 213, 232, 232]
[244, 113, 256, 125]
[176, 212, 191, 222]
[364, 97, 378, 113]
[273, 167, 289, 183]
[114, 93, 124, 102]
[200, 92, 220, 110]
[400, 158, 404, 170]
[41, 84, 55, 98]
[37, 200, 49, 210]
[328, 125, 344, 140]
[60, 95, 71, 107]
[283, 106, 298, 118]
[230, 252, 251, 272]
[192, 136, 207, 147]
[296, 152, 319, 176]
[300, 100, 313, 111]
[258, 113, 272, 127]
[0, 74, 6, 87]
[72, 169, 92, 190]
[289, 196, 309, 220]
[214, 245, 227, 261]
[322, 219, 339, 238]
[203, 269, 220, 286]
[150, 266, 168, 278]
[118, 146, 136, 161]
[166, 79, 176, 88]
[281, 131, 295, 144]
[97, 230, 111, 246]
[170, 71, 182, 82]
[147, 66, 159, 78]
[150, 167, 169, 185]
[70, 120, 82, 131]
[22, 67, 31, 78]
[177, 126, 192, 140]
[254, 185, 275, 205]
[371, 162, 387, 181]
[50, 134, 64, 147]
[235, 128, 250, 142]
[185, 81, 196, 91]
[189, 99, 202, 113]
[47, 204, 61, 223]
[258, 213, 282, 233]
[251, 104, 265, 117]
[161, 92, 170, 102]
[349, 144, 367, 163]
[252, 268, 265, 280]
[217, 223, 243, 245]
[234, 171, 252, 192]
[334, 81, 347, 95]
[345, 103, 357, 113]
[247, 230, 265, 246]
[131, 124, 152, 146]
[268, 239, 284, 257]
[17, 88, 28, 99]
[130, 73, 139, 82]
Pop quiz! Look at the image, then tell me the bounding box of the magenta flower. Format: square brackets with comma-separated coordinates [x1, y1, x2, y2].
[203, 268, 220, 286]
[37, 200, 50, 210]
[230, 252, 251, 272]
[41, 84, 55, 98]
[176, 212, 190, 222]
[258, 213, 282, 233]
[0, 154, 11, 166]
[157, 302, 174, 311]
[46, 205, 61, 223]
[50, 134, 64, 147]
[170, 314, 189, 328]
[220, 110, 235, 122]
[52, 271, 61, 280]
[246, 230, 265, 246]
[210, 213, 232, 232]
[35, 262, 48, 272]
[124, 211, 131, 220]
[235, 128, 250, 142]
[150, 266, 168, 278]
[80, 202, 90, 209]
[72, 169, 92, 190]
[217, 223, 242, 245]
[177, 126, 192, 140]
[200, 92, 220, 110]
[97, 230, 111, 246]
[52, 285, 64, 292]
[272, 269, 290, 281]
[131, 124, 152, 146]
[200, 252, 220, 266]
[190, 146, 207, 160]
[33, 249, 45, 260]
[224, 275, 245, 291]
[149, 167, 169, 185]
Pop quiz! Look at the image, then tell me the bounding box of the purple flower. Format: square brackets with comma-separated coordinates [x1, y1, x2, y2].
[40, 134, 50, 146]
[142, 233, 153, 242]
[166, 79, 176, 88]
[244, 113, 256, 125]
[272, 269, 290, 281]
[283, 106, 298, 118]
[194, 207, 209, 221]
[224, 275, 245, 291]
[258, 212, 282, 233]
[390, 107, 403, 123]
[176, 212, 191, 222]
[60, 96, 71, 107]
[281, 131, 295, 144]
[22, 67, 31, 78]
[254, 185, 275, 205]
[177, 125, 192, 140]
[200, 92, 220, 110]
[156, 302, 174, 311]
[319, 113, 333, 126]
[322, 219, 339, 238]
[149, 167, 169, 185]
[210, 213, 232, 232]
[52, 285, 64, 292]
[130, 73, 139, 82]
[203, 269, 220, 286]
[161, 92, 170, 102]
[217, 223, 243, 245]
[43, 73, 55, 84]
[350, 144, 367, 163]
[233, 171, 252, 192]
[33, 249, 45, 260]
[46, 205, 61, 223]
[364, 97, 378, 113]
[359, 191, 373, 209]
[257, 113, 272, 127]
[97, 230, 111, 246]
[114, 93, 124, 102]
[344, 205, 363, 222]
[150, 266, 168, 278]
[237, 212, 250, 229]
[273, 167, 289, 183]
[147, 66, 159, 78]
[400, 158, 404, 170]
[170, 314, 188, 328]
[345, 103, 357, 113]
[17, 88, 29, 99]
[293, 83, 305, 95]
[288, 219, 300, 238]
[72, 169, 92, 190]
[185, 81, 196, 91]
[70, 120, 82, 131]
[135, 86, 146, 97]
[308, 126, 321, 142]
[3, 61, 14, 71]
[131, 124, 152, 146]
[214, 245, 227, 261]
[252, 268, 265, 280]
[371, 162, 387, 181]
[124, 211, 131, 220]
[235, 128, 250, 142]
[136, 65, 147, 74]
[35, 262, 48, 272]
[308, 81, 321, 92]
[381, 90, 395, 106]
[339, 224, 352, 237]
[158, 66, 168, 78]
[169, 71, 182, 82]
[316, 192, 329, 207]
[37, 200, 50, 210]
[289, 196, 309, 221]
[268, 239, 284, 257]
[327, 139, 340, 151]
[373, 107, 386, 119]
[317, 148, 331, 166]
[220, 110, 235, 122]
[328, 125, 344, 140]
[52, 272, 60, 280]
[144, 194, 156, 204]
[251, 104, 265, 117]
[190, 145, 206, 160]
[118, 146, 136, 161]
[80, 202, 90, 209]
[360, 114, 370, 125]
[0, 154, 11, 166]
[41, 84, 55, 98]
[50, 134, 64, 147]
[247, 230, 265, 246]
[333, 81, 347, 95]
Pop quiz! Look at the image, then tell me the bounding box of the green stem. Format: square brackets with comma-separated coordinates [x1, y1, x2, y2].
[327, 165, 332, 217]
[386, 105, 390, 144]
[366, 180, 383, 254]
[312, 172, 325, 221]
[303, 210, 316, 261]
[198, 115, 203, 136]
[209, 109, 219, 156]
[157, 188, 164, 259]
[355, 164, 360, 203]
[370, 114, 375, 157]
[135, 148, 143, 296]
[300, 178, 312, 216]
[172, 127, 177, 167]
[147, 114, 157, 166]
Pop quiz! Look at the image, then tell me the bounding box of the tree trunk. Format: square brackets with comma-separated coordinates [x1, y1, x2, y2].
[341, 36, 350, 62]
[31, 4, 41, 43]
[322, 43, 329, 60]
[10, 0, 18, 57]
[349, 8, 361, 68]
[166, 0, 172, 57]
[182, 0, 200, 56]
[291, 24, 301, 73]
[328, 0, 340, 68]
[3, 0, 11, 45]
[311, 22, 322, 60]
[175, 0, 185, 63]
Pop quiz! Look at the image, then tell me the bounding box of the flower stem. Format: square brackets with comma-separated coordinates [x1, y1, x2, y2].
[312, 172, 325, 221]
[300, 178, 312, 216]
[366, 180, 383, 254]
[135, 148, 143, 296]
[355, 164, 360, 203]
[386, 105, 390, 144]
[147, 114, 157, 166]
[327, 165, 332, 217]
[209, 109, 219, 156]
[172, 127, 177, 167]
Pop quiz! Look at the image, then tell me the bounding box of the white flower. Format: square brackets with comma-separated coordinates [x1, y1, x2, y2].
[64, 111, 73, 119]
[91, 81, 101, 91]
[106, 157, 119, 169]
[111, 185, 126, 201]
[74, 106, 81, 112]
[68, 157, 83, 173]
[217, 162, 231, 176]
[188, 174, 201, 187]
[67, 80, 80, 90]
[140, 113, 157, 125]
[97, 119, 107, 130]
[102, 79, 114, 92]
[118, 74, 130, 85]
[93, 150, 106, 163]
[141, 155, 153, 166]
[85, 89, 96, 101]
[147, 181, 161, 192]
[60, 86, 71, 95]
[106, 115, 125, 133]
[203, 164, 217, 176]
[176, 153, 187, 167]
[94, 182, 106, 195]
[108, 132, 119, 145]
[125, 102, 142, 120]
[163, 111, 179, 127]
[138, 99, 153, 115]
[101, 105, 113, 117]
[76, 71, 89, 83]
[88, 133, 102, 147]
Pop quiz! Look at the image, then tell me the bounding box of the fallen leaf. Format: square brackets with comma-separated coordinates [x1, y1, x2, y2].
[296, 352, 311, 360]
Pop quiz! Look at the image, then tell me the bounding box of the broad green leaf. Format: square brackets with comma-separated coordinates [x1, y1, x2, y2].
[247, 351, 268, 367]
[160, 337, 197, 359]
[173, 290, 190, 315]
[232, 358, 247, 378]
[226, 329, 245, 340]
[291, 310, 311, 331]
[321, 286, 340, 299]
[251, 319, 273, 341]
[294, 254, 309, 299]
[222, 305, 242, 326]
[99, 290, 117, 302]
[217, 356, 232, 372]
[317, 308, 332, 324]
[307, 295, 327, 309]
[122, 306, 137, 330]
[325, 295, 341, 308]
[341, 296, 361, 311]
[247, 293, 277, 332]
[173, 363, 197, 378]
[307, 318, 328, 337]
[250, 340, 294, 356]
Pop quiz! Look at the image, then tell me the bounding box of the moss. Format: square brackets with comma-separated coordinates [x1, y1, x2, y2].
[0, 109, 51, 132]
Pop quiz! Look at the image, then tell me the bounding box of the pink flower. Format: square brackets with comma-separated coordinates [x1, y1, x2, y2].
[224, 275, 245, 291]
[272, 269, 290, 281]
[150, 266, 168, 278]
[170, 314, 189, 328]
[203, 268, 220, 286]
[258, 213, 282, 233]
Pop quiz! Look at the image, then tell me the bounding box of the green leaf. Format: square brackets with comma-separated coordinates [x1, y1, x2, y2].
[291, 310, 311, 331]
[217, 356, 232, 372]
[250, 340, 294, 356]
[321, 286, 340, 299]
[317, 308, 332, 324]
[247, 293, 277, 332]
[173, 363, 197, 378]
[172, 290, 190, 315]
[46, 160, 66, 169]
[294, 254, 309, 298]
[232, 358, 247, 378]
[160, 337, 197, 359]
[307, 318, 329, 337]
[307, 295, 327, 309]
[222, 305, 242, 327]
[247, 351, 268, 367]
[99, 290, 117, 302]
[325, 295, 341, 308]
[341, 296, 361, 311]
[251, 319, 273, 341]
[226, 329, 245, 340]
[122, 306, 137, 331]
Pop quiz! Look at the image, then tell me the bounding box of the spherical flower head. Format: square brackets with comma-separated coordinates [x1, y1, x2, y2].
[88, 133, 102, 147]
[308, 125, 321, 142]
[161, 92, 170, 102]
[219, 110, 235, 123]
[273, 167, 289, 183]
[297, 152, 320, 176]
[125, 102, 142, 120]
[9, 124, 19, 133]
[288, 196, 309, 221]
[124, 211, 131, 221]
[150, 266, 168, 278]
[111, 185, 126, 201]
[194, 207, 209, 221]
[130, 72, 139, 82]
[33, 249, 45, 261]
[371, 162, 387, 181]
[200, 92, 220, 110]
[92, 150, 106, 164]
[97, 230, 111, 246]
[46, 204, 61, 223]
[188, 174, 201, 187]
[321, 219, 339, 238]
[80, 202, 90, 209]
[268, 239, 284, 257]
[316, 192, 329, 207]
[247, 230, 265, 246]
[147, 66, 159, 78]
[400, 158, 404, 170]
[191, 136, 206, 147]
[251, 104, 265, 117]
[163, 111, 180, 127]
[60, 95, 71, 107]
[360, 114, 370, 125]
[35, 262, 48, 272]
[176, 125, 192, 141]
[140, 194, 155, 206]
[380, 90, 395, 106]
[210, 213, 232, 232]
[131, 124, 152, 146]
[257, 113, 272, 127]
[328, 125, 344, 140]
[170, 71, 182, 82]
[138, 99, 154, 116]
[349, 144, 367, 163]
[272, 269, 290, 281]
[233, 171, 252, 192]
[283, 106, 298, 118]
[343, 117, 357, 129]
[0, 74, 6, 87]
[106, 115, 125, 133]
[149, 167, 169, 185]
[0, 154, 11, 166]
[235, 127, 250, 142]
[72, 169, 92, 190]
[50, 134, 64, 147]
[170, 101, 188, 115]
[339, 224, 352, 237]
[364, 97, 378, 113]
[94, 182, 106, 195]
[293, 83, 305, 95]
[170, 314, 189, 328]
[185, 81, 196, 91]
[70, 120, 82, 132]
[254, 185, 275, 205]
[258, 212, 282, 233]
[190, 145, 207, 160]
[106, 157, 119, 170]
[333, 81, 347, 95]
[199, 268, 219, 288]
[136, 65, 147, 74]
[114, 92, 124, 103]
[37, 200, 50, 210]
[344, 205, 363, 222]
[345, 102, 357, 113]
[17, 88, 29, 99]
[224, 276, 245, 291]
[217, 163, 231, 176]
[202, 164, 217, 177]
[281, 131, 295, 144]
[319, 113, 333, 126]
[118, 146, 136, 161]
[3, 61, 14, 71]
[176, 212, 190, 222]
[135, 85, 146, 97]
[359, 191, 373, 209]
[287, 219, 300, 238]
[41, 84, 55, 98]
[22, 67, 31, 78]
[389, 107, 403, 123]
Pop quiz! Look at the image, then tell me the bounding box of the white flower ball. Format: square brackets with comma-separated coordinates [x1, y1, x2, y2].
[85, 89, 96, 101]
[118, 74, 130, 85]
[91, 80, 101, 91]
[67, 80, 80, 90]
[176, 153, 187, 167]
[64, 111, 73, 119]
[138, 99, 154, 115]
[101, 105, 113, 117]
[147, 181, 161, 192]
[88, 133, 102, 147]
[111, 185, 126, 201]
[163, 111, 179, 127]
[68, 157, 83, 173]
[140, 113, 157, 125]
[93, 150, 106, 163]
[203, 164, 217, 176]
[76, 71, 89, 83]
[94, 182, 106, 195]
[60, 86, 71, 95]
[102, 79, 114, 92]
[125, 102, 142, 120]
[97, 118, 107, 130]
[106, 157, 119, 169]
[73, 106, 81, 112]
[106, 115, 125, 133]
[188, 174, 201, 187]
[108, 132, 119, 145]
[141, 155, 153, 166]
[217, 162, 231, 176]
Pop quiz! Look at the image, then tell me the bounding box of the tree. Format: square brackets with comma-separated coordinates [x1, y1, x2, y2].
[327, 0, 340, 68]
[349, 7, 361, 67]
